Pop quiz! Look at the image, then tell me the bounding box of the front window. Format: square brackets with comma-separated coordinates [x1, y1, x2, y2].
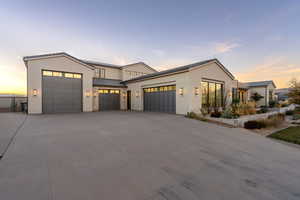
[201, 81, 209, 107]
[95, 68, 105, 78]
[201, 81, 223, 108]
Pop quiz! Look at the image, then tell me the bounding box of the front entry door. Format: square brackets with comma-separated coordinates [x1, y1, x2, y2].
[127, 91, 131, 110]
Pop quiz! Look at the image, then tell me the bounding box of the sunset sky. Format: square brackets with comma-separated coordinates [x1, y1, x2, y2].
[0, 0, 299, 95]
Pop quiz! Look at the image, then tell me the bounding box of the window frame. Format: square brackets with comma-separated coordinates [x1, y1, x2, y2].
[201, 81, 224, 108]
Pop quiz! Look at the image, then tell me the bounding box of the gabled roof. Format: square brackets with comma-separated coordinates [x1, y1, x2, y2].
[93, 78, 127, 88]
[245, 80, 276, 88]
[122, 62, 158, 72]
[23, 52, 156, 72]
[23, 52, 95, 70]
[122, 58, 235, 83]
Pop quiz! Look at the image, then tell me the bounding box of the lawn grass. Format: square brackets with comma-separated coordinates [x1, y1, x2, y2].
[268, 126, 300, 145]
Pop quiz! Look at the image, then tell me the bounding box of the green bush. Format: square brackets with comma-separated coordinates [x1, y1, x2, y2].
[293, 114, 300, 120]
[286, 110, 294, 115]
[186, 112, 197, 119]
[244, 114, 285, 129]
[244, 120, 265, 129]
[258, 106, 268, 113]
[280, 103, 288, 107]
[211, 111, 222, 118]
[186, 112, 208, 122]
[221, 107, 239, 119]
[269, 100, 276, 108]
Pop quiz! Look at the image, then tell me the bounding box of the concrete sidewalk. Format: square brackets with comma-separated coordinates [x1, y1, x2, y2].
[0, 113, 27, 158]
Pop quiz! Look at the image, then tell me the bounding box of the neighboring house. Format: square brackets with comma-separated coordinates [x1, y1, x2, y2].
[275, 88, 290, 102]
[23, 52, 273, 114]
[241, 81, 277, 107]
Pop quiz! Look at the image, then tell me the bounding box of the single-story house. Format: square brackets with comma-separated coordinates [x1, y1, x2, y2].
[23, 52, 273, 114]
[244, 81, 276, 107]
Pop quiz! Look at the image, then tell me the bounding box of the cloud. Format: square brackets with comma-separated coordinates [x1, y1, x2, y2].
[214, 42, 240, 53]
[235, 57, 300, 88]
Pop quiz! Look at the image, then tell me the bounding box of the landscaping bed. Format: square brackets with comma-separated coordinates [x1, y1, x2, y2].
[267, 126, 300, 145]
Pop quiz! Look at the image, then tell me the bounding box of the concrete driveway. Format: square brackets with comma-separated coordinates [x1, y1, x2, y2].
[0, 112, 300, 200]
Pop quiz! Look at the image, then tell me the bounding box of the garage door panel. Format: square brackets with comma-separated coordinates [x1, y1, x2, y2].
[99, 90, 120, 111]
[42, 72, 82, 114]
[143, 85, 176, 113]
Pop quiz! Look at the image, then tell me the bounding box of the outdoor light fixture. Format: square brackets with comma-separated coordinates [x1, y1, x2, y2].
[194, 87, 199, 96]
[93, 91, 97, 97]
[85, 90, 91, 97]
[32, 89, 38, 96]
[179, 88, 184, 96]
[135, 91, 140, 98]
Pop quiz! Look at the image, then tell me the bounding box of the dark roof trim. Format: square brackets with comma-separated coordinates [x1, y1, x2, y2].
[93, 78, 127, 88]
[122, 58, 235, 83]
[245, 80, 276, 88]
[23, 52, 95, 70]
[122, 62, 158, 72]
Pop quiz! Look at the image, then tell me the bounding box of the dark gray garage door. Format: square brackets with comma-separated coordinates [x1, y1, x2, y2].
[143, 85, 176, 113]
[99, 89, 120, 111]
[42, 70, 82, 114]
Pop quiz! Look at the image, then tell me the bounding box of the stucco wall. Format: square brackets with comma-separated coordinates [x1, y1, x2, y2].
[122, 63, 156, 81]
[189, 62, 236, 112]
[126, 62, 236, 115]
[26, 56, 94, 114]
[248, 86, 267, 106]
[91, 65, 122, 80]
[92, 87, 127, 111]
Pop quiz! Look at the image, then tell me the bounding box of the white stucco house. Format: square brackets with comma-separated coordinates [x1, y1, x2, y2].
[23, 52, 274, 114]
[237, 81, 276, 107]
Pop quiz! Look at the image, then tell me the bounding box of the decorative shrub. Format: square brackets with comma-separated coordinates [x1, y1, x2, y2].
[186, 112, 197, 119]
[244, 120, 265, 129]
[280, 103, 288, 107]
[258, 106, 268, 113]
[234, 102, 256, 116]
[200, 106, 210, 116]
[186, 112, 208, 121]
[269, 100, 276, 108]
[211, 111, 222, 118]
[244, 114, 285, 129]
[221, 107, 239, 119]
[285, 110, 294, 115]
[293, 114, 300, 120]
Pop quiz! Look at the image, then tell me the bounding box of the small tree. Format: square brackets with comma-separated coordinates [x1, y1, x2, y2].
[288, 78, 300, 104]
[251, 92, 264, 107]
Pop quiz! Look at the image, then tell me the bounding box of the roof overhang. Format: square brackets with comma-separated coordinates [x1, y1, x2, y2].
[122, 62, 158, 72]
[23, 52, 95, 70]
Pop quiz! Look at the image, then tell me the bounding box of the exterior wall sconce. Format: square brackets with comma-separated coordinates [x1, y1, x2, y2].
[85, 90, 91, 97]
[194, 87, 199, 96]
[179, 88, 184, 96]
[93, 92, 97, 97]
[135, 91, 140, 98]
[32, 89, 38, 96]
